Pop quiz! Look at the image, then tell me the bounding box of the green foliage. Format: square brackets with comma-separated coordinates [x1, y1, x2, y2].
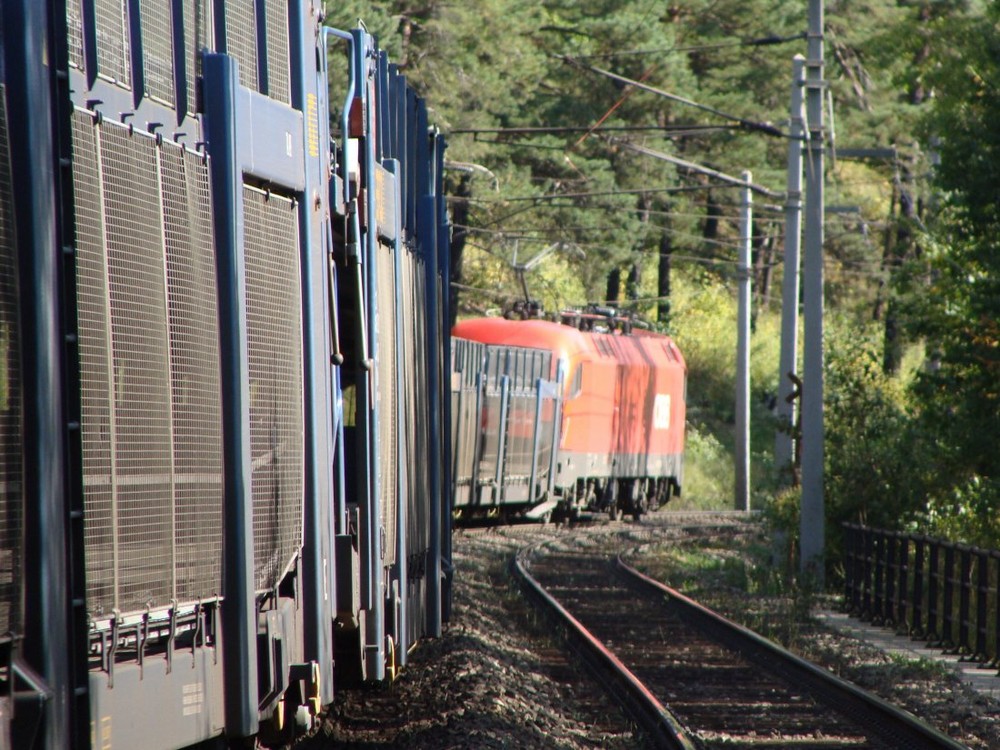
[636, 546, 726, 595]
[326, 0, 821, 316]
[328, 0, 1000, 552]
[751, 317, 950, 576]
[675, 427, 732, 510]
[766, 485, 800, 539]
[910, 476, 1000, 549]
[749, 304, 782, 395]
[823, 321, 919, 528]
[670, 271, 737, 416]
[899, 5, 1000, 501]
[669, 269, 785, 510]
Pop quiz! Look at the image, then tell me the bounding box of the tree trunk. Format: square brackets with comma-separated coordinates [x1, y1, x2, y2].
[606, 268, 621, 305]
[883, 178, 915, 375]
[872, 179, 898, 324]
[658, 213, 672, 325]
[703, 190, 722, 241]
[909, 5, 933, 105]
[626, 263, 640, 302]
[626, 194, 651, 306]
[448, 175, 471, 328]
[753, 224, 774, 329]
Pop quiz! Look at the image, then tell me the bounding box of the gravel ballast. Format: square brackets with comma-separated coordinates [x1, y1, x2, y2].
[298, 517, 1000, 748]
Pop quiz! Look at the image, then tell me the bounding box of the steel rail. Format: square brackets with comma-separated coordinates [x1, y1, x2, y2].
[510, 547, 698, 750]
[616, 556, 971, 750]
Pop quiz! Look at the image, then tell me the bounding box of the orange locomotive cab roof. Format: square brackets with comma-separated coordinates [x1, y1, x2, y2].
[453, 316, 687, 373]
[632, 328, 687, 367]
[452, 317, 590, 366]
[587, 330, 687, 371]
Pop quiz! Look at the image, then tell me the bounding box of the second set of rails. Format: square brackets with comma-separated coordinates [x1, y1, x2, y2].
[512, 530, 970, 750]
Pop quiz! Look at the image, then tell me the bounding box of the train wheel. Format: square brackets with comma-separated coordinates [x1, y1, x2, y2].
[386, 635, 398, 682]
[632, 496, 646, 521]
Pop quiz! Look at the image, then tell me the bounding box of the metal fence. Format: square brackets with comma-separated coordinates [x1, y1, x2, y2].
[843, 523, 1000, 668]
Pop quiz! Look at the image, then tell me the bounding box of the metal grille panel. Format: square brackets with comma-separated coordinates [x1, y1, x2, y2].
[183, 0, 211, 114]
[451, 338, 484, 389]
[375, 241, 398, 568]
[478, 391, 502, 484]
[73, 112, 224, 620]
[160, 144, 224, 601]
[405, 252, 430, 551]
[477, 345, 552, 494]
[72, 114, 116, 612]
[242, 187, 303, 592]
[67, 0, 85, 70]
[499, 348, 550, 484]
[225, 0, 258, 93]
[95, 0, 131, 88]
[484, 346, 550, 390]
[100, 124, 174, 615]
[139, 0, 174, 105]
[503, 392, 535, 480]
[263, 0, 290, 104]
[535, 398, 556, 485]
[402, 253, 419, 538]
[450, 338, 483, 501]
[0, 89, 22, 637]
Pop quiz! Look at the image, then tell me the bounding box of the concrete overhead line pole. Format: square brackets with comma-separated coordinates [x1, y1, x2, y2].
[736, 172, 752, 512]
[801, 0, 826, 583]
[776, 56, 806, 480]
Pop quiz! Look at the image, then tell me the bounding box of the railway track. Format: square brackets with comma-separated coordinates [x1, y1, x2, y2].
[513, 542, 970, 750]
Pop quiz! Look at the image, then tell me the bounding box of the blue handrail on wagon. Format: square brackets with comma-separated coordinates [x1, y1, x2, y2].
[843, 523, 1000, 671]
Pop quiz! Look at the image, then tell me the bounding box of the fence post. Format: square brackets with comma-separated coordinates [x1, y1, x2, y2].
[912, 536, 925, 639]
[896, 534, 909, 634]
[928, 541, 941, 644]
[959, 545, 972, 656]
[975, 549, 988, 663]
[851, 525, 864, 613]
[862, 527, 874, 620]
[885, 534, 897, 628]
[873, 531, 886, 625]
[942, 543, 956, 650]
[844, 524, 860, 613]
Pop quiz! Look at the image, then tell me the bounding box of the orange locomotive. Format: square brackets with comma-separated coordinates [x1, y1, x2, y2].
[451, 309, 686, 520]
